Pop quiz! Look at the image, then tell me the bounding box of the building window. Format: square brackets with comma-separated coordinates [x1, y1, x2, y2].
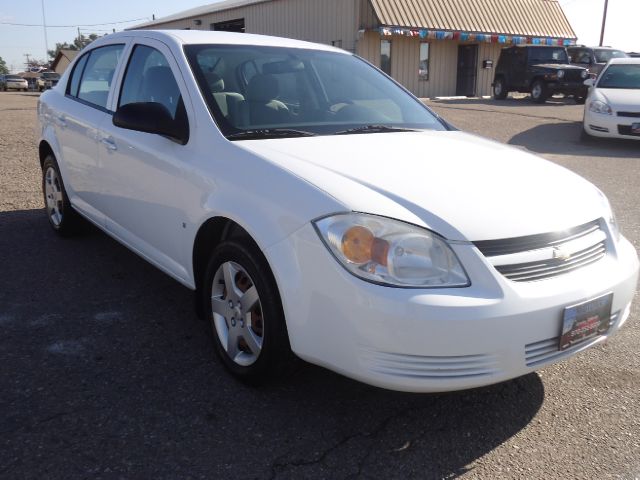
[211, 18, 245, 33]
[419, 42, 430, 80]
[380, 39, 391, 75]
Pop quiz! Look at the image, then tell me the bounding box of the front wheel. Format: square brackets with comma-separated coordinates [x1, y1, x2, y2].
[574, 95, 586, 105]
[202, 239, 295, 383]
[493, 78, 508, 100]
[42, 155, 83, 236]
[530, 80, 549, 103]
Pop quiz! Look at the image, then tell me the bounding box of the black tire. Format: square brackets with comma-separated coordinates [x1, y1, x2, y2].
[574, 96, 586, 105]
[530, 80, 549, 104]
[202, 238, 295, 384]
[41, 155, 83, 236]
[493, 77, 508, 100]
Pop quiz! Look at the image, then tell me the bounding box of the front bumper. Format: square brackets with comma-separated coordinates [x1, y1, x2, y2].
[546, 81, 588, 96]
[584, 108, 640, 140]
[267, 223, 639, 392]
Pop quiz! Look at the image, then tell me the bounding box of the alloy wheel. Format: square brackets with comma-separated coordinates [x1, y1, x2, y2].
[211, 261, 264, 366]
[44, 166, 64, 226]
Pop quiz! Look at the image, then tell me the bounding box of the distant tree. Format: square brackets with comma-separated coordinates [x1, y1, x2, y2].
[48, 33, 101, 60]
[24, 57, 49, 70]
[0, 56, 9, 74]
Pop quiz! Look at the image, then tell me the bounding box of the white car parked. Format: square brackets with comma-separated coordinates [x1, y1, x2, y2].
[583, 57, 640, 140]
[37, 31, 638, 392]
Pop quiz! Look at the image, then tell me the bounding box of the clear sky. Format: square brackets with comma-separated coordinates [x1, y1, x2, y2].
[1, 0, 638, 73]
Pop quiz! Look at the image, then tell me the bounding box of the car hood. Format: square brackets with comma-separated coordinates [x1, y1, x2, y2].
[596, 88, 640, 108]
[532, 63, 585, 70]
[237, 131, 607, 242]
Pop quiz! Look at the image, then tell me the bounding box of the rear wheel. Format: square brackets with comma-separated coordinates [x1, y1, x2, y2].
[574, 95, 586, 105]
[202, 239, 295, 383]
[493, 77, 508, 100]
[42, 155, 83, 236]
[530, 80, 548, 103]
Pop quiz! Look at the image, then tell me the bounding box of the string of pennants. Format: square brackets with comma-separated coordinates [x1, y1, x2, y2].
[378, 27, 575, 46]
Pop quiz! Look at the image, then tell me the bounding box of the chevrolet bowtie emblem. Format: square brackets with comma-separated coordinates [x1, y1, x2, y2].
[553, 246, 572, 261]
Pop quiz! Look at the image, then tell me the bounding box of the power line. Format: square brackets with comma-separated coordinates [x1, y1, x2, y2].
[0, 16, 150, 28]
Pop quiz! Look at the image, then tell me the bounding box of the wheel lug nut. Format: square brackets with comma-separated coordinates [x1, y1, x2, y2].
[228, 301, 233, 308]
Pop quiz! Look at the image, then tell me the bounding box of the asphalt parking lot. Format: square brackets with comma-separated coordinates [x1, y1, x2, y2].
[1, 91, 639, 479]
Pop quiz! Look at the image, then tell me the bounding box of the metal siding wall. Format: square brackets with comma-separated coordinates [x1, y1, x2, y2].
[475, 43, 502, 96]
[142, 0, 360, 52]
[417, 40, 457, 98]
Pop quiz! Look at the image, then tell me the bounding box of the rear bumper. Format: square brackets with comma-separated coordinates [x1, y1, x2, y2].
[267, 223, 639, 392]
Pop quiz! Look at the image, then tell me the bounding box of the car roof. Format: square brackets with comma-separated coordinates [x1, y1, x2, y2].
[90, 29, 348, 55]
[608, 57, 640, 65]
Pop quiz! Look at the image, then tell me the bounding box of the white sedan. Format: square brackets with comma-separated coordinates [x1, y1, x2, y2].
[37, 30, 639, 392]
[583, 57, 640, 140]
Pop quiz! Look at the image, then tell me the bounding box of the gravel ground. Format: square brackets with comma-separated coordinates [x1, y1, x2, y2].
[0, 91, 639, 479]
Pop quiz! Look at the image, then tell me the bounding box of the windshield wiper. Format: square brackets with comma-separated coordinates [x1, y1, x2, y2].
[334, 125, 420, 135]
[227, 128, 317, 140]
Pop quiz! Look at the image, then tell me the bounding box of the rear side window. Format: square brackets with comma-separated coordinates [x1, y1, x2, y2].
[74, 44, 125, 110]
[119, 45, 182, 119]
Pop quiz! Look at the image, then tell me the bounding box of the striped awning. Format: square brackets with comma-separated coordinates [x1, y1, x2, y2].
[369, 0, 577, 39]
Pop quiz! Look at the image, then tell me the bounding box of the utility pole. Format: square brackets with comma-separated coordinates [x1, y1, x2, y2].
[599, 0, 609, 46]
[41, 0, 49, 60]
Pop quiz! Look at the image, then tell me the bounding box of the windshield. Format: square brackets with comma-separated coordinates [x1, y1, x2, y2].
[594, 49, 628, 63]
[184, 45, 446, 139]
[597, 64, 640, 89]
[7, 75, 23, 80]
[528, 47, 569, 64]
[42, 72, 60, 79]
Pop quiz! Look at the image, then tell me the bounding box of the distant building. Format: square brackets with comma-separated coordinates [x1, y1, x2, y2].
[50, 49, 79, 75]
[133, 0, 577, 98]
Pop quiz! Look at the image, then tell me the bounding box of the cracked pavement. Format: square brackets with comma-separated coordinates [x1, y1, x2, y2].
[1, 92, 639, 479]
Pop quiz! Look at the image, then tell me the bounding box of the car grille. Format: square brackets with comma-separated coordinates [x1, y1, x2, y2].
[618, 125, 640, 137]
[524, 311, 620, 367]
[617, 111, 640, 118]
[474, 220, 607, 282]
[565, 69, 584, 82]
[360, 349, 499, 380]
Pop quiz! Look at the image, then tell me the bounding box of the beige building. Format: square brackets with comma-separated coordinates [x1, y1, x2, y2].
[134, 0, 576, 98]
[50, 49, 79, 74]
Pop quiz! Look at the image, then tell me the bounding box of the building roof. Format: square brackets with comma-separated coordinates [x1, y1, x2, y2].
[50, 49, 79, 71]
[134, 0, 269, 28]
[369, 0, 576, 38]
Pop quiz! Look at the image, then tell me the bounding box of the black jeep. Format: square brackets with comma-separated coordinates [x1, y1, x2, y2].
[493, 45, 590, 104]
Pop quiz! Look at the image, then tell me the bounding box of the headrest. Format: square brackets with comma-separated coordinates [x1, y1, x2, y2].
[246, 74, 279, 103]
[205, 72, 225, 93]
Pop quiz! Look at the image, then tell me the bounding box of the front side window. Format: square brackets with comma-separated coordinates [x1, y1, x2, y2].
[76, 44, 125, 109]
[119, 45, 183, 119]
[597, 64, 640, 89]
[185, 44, 446, 139]
[419, 42, 430, 80]
[380, 40, 392, 75]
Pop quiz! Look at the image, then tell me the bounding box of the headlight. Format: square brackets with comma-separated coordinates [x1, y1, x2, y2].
[589, 100, 612, 115]
[581, 69, 589, 79]
[313, 213, 470, 288]
[557, 70, 565, 79]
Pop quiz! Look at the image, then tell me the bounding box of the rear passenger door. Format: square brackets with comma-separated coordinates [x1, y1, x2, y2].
[97, 38, 194, 282]
[55, 43, 126, 223]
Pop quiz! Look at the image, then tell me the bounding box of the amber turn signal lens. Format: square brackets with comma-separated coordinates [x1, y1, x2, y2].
[341, 226, 389, 266]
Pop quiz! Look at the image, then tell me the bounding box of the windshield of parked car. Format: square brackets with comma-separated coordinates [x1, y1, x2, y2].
[184, 44, 446, 139]
[594, 49, 628, 63]
[597, 64, 640, 89]
[42, 72, 60, 79]
[528, 47, 569, 64]
[6, 75, 23, 80]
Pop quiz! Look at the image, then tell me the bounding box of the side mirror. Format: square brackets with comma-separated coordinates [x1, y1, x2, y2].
[583, 78, 595, 87]
[113, 102, 189, 145]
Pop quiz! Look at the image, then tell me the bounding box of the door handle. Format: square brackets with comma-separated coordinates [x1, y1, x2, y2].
[100, 137, 117, 151]
[56, 115, 67, 127]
